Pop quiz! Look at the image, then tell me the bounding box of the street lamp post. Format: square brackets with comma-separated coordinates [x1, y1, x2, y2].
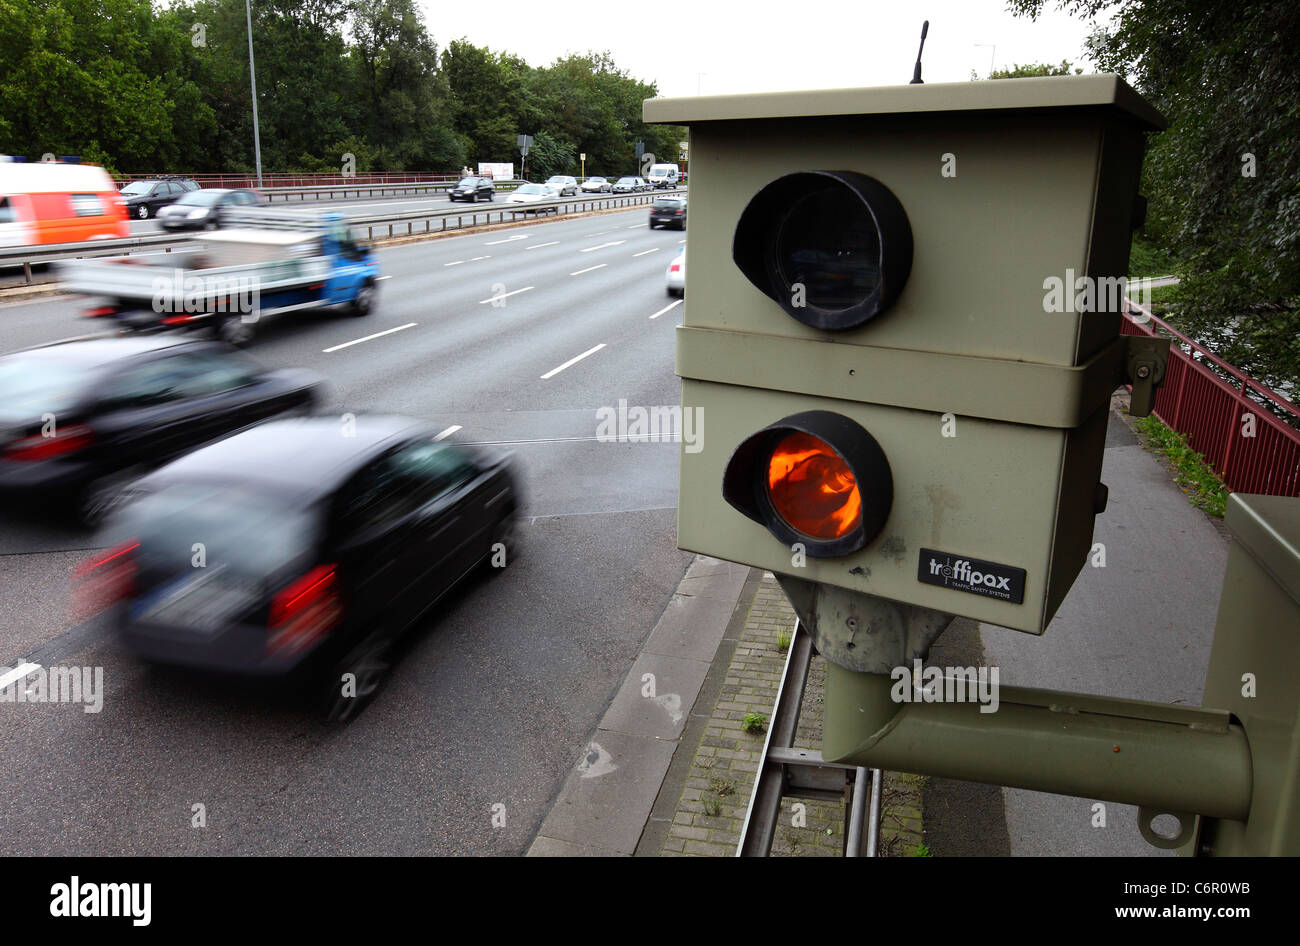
[245, 0, 264, 188]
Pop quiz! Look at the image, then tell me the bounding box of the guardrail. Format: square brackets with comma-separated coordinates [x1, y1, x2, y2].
[114, 171, 464, 188]
[1122, 300, 1300, 497]
[258, 180, 526, 202]
[0, 189, 683, 285]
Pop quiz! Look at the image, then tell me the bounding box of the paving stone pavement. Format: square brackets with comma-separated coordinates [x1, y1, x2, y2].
[656, 571, 927, 857]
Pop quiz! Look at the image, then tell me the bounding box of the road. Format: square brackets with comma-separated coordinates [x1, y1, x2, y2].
[0, 207, 693, 854]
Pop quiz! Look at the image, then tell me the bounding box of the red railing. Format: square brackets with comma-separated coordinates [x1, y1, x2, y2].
[111, 171, 461, 188]
[1121, 301, 1300, 497]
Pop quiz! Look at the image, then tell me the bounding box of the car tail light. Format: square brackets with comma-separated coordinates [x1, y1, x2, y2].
[4, 424, 94, 461]
[266, 564, 342, 657]
[83, 306, 118, 318]
[670, 262, 682, 272]
[161, 314, 195, 325]
[71, 539, 139, 622]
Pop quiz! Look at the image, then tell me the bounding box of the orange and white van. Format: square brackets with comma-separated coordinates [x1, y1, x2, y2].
[0, 162, 129, 247]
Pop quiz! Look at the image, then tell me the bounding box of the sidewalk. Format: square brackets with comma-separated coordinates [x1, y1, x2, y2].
[526, 563, 925, 857]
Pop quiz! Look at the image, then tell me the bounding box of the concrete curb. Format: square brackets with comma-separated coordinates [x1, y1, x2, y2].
[525, 555, 750, 856]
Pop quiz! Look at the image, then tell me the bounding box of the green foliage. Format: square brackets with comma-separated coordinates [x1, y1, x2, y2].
[0, 2, 682, 181]
[1008, 1, 1300, 391]
[911, 843, 933, 857]
[989, 60, 1082, 78]
[1132, 414, 1229, 517]
[776, 631, 792, 653]
[742, 712, 768, 735]
[1128, 237, 1178, 278]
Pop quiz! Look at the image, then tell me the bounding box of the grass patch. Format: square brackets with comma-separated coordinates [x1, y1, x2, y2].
[776, 631, 792, 653]
[910, 843, 934, 857]
[1128, 237, 1179, 279]
[742, 712, 768, 735]
[709, 776, 737, 797]
[1133, 414, 1229, 517]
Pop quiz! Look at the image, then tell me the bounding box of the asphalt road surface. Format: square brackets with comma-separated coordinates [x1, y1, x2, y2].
[0, 207, 693, 855]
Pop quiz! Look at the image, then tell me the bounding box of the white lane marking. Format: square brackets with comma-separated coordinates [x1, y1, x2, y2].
[540, 343, 606, 380]
[677, 239, 686, 244]
[433, 425, 462, 441]
[323, 322, 417, 353]
[625, 225, 642, 229]
[649, 299, 683, 320]
[469, 255, 491, 261]
[525, 241, 559, 249]
[443, 260, 465, 266]
[0, 662, 40, 691]
[569, 264, 607, 276]
[484, 235, 527, 245]
[478, 286, 534, 304]
[580, 240, 626, 253]
[375, 275, 392, 281]
[633, 248, 659, 257]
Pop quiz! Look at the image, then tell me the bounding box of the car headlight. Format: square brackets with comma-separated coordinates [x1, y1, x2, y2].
[187, 209, 208, 219]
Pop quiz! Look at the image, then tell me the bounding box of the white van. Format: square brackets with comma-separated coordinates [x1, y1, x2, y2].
[647, 163, 680, 189]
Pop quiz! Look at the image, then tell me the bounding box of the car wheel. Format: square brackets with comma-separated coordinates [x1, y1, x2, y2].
[351, 280, 376, 317]
[136, 204, 150, 220]
[320, 630, 393, 723]
[649, 222, 656, 229]
[216, 315, 256, 347]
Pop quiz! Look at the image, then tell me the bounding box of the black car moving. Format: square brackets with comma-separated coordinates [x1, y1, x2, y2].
[81, 415, 521, 721]
[649, 195, 687, 229]
[0, 337, 320, 526]
[156, 188, 264, 231]
[119, 177, 200, 219]
[448, 177, 494, 202]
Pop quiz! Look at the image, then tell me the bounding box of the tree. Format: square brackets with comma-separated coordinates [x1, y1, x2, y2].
[1008, 1, 1300, 391]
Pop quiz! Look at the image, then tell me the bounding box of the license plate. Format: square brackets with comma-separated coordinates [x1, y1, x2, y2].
[133, 569, 259, 635]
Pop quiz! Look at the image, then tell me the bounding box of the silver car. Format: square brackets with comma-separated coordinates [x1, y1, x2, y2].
[543, 175, 579, 197]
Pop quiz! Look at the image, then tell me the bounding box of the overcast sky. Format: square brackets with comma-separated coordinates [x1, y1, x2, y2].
[418, 0, 1107, 98]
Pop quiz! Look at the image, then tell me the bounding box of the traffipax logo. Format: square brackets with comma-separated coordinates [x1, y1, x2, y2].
[917, 548, 1026, 604]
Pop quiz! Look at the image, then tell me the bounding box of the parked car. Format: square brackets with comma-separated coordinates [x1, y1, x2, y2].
[119, 177, 200, 219]
[612, 177, 642, 194]
[448, 177, 494, 202]
[543, 175, 579, 197]
[505, 183, 559, 213]
[0, 161, 128, 247]
[647, 163, 681, 188]
[580, 177, 612, 193]
[0, 336, 321, 526]
[666, 248, 685, 296]
[650, 195, 687, 230]
[156, 188, 264, 231]
[81, 415, 521, 721]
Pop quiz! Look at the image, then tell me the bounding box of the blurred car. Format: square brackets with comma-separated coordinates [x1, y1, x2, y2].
[448, 177, 494, 202]
[119, 177, 199, 220]
[580, 176, 611, 193]
[0, 161, 128, 247]
[156, 188, 264, 231]
[666, 248, 685, 296]
[646, 164, 681, 188]
[649, 195, 687, 230]
[612, 177, 640, 194]
[543, 175, 579, 197]
[84, 415, 520, 721]
[505, 183, 559, 213]
[0, 337, 320, 526]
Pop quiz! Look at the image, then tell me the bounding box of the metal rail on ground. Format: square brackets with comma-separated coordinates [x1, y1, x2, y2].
[736, 619, 883, 857]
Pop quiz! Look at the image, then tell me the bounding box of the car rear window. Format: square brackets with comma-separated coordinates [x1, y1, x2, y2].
[654, 198, 682, 208]
[0, 358, 86, 419]
[116, 484, 318, 577]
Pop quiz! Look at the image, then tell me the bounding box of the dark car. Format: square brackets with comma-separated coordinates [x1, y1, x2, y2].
[119, 177, 200, 220]
[156, 188, 264, 231]
[82, 415, 520, 721]
[448, 177, 494, 202]
[649, 195, 687, 230]
[0, 337, 320, 526]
